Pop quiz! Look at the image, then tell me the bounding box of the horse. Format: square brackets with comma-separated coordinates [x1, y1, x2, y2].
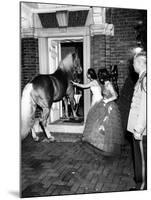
[21, 52, 82, 142]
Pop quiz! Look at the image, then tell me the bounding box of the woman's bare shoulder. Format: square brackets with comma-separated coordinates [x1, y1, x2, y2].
[90, 80, 98, 86]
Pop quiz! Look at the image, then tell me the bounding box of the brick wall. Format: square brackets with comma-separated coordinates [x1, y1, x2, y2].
[21, 37, 41, 117]
[91, 8, 146, 93]
[91, 35, 106, 72]
[21, 38, 39, 91]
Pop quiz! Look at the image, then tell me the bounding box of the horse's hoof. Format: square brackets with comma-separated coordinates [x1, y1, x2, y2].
[33, 136, 39, 142]
[49, 136, 55, 142]
[63, 115, 69, 119]
[42, 137, 55, 143]
[42, 138, 49, 143]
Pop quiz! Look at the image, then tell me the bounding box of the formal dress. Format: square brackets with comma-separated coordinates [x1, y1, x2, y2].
[90, 80, 103, 106]
[83, 81, 124, 156]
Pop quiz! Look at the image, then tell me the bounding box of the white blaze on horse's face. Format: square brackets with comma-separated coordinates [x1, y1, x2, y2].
[62, 53, 74, 71]
[73, 53, 82, 74]
[62, 52, 82, 73]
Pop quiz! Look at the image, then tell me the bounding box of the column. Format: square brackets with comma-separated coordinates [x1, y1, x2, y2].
[38, 38, 49, 74]
[83, 32, 91, 122]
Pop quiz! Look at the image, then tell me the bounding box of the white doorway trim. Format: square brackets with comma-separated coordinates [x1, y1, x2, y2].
[38, 27, 91, 134]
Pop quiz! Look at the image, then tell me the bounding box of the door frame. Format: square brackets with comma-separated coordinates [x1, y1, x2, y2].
[38, 27, 91, 134]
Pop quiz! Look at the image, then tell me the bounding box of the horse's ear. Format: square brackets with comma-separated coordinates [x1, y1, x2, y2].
[72, 52, 77, 61]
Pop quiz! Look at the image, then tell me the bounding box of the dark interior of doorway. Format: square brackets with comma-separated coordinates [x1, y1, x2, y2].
[60, 42, 84, 124]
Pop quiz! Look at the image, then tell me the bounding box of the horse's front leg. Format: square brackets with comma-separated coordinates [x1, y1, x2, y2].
[32, 129, 39, 141]
[40, 108, 55, 142]
[31, 120, 41, 141]
[70, 98, 78, 119]
[63, 97, 69, 118]
[66, 84, 78, 119]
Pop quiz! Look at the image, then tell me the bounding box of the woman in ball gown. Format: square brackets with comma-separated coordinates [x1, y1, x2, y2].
[72, 68, 124, 156]
[71, 68, 103, 106]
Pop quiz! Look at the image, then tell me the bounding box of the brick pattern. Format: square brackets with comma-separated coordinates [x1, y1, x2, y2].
[21, 133, 135, 198]
[21, 37, 40, 117]
[21, 38, 39, 91]
[109, 8, 139, 91]
[91, 35, 106, 72]
[91, 8, 146, 93]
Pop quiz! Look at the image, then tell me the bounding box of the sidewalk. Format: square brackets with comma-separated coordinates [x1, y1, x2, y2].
[21, 133, 135, 198]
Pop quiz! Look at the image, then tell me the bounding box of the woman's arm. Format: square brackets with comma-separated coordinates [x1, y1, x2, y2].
[71, 81, 93, 89]
[103, 82, 118, 104]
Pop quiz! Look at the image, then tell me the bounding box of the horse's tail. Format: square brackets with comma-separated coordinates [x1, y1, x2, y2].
[21, 83, 36, 140]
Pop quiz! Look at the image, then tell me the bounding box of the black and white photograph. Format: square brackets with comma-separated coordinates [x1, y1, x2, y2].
[20, 1, 148, 198]
[0, 0, 150, 200]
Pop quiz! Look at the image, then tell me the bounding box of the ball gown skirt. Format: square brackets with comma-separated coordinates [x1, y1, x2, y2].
[82, 100, 124, 156]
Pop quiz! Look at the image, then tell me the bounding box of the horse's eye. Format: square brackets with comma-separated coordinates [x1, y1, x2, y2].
[72, 52, 76, 61]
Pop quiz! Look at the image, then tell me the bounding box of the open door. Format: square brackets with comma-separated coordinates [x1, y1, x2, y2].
[48, 39, 62, 123]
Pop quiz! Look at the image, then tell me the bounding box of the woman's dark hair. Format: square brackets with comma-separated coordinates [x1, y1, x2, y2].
[87, 68, 97, 80]
[98, 68, 110, 83]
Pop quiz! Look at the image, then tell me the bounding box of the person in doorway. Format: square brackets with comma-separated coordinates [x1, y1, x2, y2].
[71, 68, 103, 106]
[127, 51, 147, 190]
[72, 68, 124, 156]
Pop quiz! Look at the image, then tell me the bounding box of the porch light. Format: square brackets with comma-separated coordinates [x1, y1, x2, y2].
[56, 10, 69, 27]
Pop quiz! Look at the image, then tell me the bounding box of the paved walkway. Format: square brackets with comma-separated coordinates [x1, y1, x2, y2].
[21, 132, 135, 198]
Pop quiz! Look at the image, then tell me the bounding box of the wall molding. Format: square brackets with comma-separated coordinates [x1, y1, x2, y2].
[21, 4, 114, 38]
[90, 23, 114, 36]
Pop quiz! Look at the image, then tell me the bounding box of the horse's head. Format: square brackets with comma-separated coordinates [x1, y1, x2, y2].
[72, 52, 82, 73]
[60, 52, 82, 80]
